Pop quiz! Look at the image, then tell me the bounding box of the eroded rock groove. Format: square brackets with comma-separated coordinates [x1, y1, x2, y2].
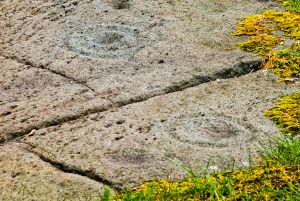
[23, 143, 123, 192]
[0, 53, 99, 94]
[2, 57, 262, 144]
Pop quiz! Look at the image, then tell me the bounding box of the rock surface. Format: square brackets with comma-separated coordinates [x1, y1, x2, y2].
[0, 0, 298, 200]
[23, 71, 298, 189]
[0, 142, 109, 201]
[0, 0, 281, 140]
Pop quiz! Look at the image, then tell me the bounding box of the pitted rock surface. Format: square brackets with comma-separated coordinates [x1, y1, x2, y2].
[0, 142, 109, 201]
[57, 23, 143, 59]
[166, 112, 258, 147]
[23, 72, 298, 188]
[1, 0, 281, 139]
[1, 0, 299, 200]
[0, 56, 111, 142]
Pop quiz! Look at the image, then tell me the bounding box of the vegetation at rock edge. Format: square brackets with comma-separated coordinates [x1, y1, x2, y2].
[235, 1, 300, 80]
[266, 93, 300, 136]
[99, 90, 300, 201]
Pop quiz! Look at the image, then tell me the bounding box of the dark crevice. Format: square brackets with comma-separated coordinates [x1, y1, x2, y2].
[111, 60, 262, 107]
[112, 0, 131, 9]
[6, 105, 112, 144]
[166, 59, 261, 93]
[23, 143, 123, 192]
[1, 57, 262, 144]
[0, 54, 99, 94]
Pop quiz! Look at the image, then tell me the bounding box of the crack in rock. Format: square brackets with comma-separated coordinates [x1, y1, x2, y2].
[112, 0, 131, 9]
[0, 54, 98, 94]
[3, 105, 112, 144]
[22, 143, 123, 192]
[165, 59, 261, 93]
[2, 58, 261, 144]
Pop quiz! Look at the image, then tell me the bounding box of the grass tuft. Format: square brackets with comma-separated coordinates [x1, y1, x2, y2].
[280, 0, 300, 12]
[101, 136, 300, 201]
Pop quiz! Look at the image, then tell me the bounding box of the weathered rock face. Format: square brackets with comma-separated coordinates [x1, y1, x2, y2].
[0, 56, 111, 142]
[0, 0, 298, 199]
[21, 71, 299, 189]
[0, 142, 108, 201]
[0, 0, 282, 140]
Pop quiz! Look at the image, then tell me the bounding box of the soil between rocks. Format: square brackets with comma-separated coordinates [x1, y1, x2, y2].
[0, 0, 299, 200]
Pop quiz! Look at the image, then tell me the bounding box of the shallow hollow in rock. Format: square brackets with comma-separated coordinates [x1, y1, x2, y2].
[57, 23, 143, 59]
[22, 72, 299, 188]
[167, 112, 258, 147]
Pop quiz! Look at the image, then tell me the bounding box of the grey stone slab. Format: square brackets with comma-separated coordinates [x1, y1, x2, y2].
[1, 0, 298, 197]
[24, 72, 299, 188]
[0, 142, 109, 201]
[0, 0, 282, 140]
[0, 56, 111, 142]
[1, 0, 281, 100]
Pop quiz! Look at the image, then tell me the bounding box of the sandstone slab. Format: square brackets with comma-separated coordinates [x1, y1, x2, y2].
[0, 0, 281, 139]
[0, 142, 110, 201]
[24, 72, 298, 188]
[0, 56, 110, 142]
[1, 0, 298, 199]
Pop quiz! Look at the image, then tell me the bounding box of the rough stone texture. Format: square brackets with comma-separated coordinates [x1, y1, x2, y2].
[0, 142, 109, 201]
[1, 0, 299, 199]
[0, 0, 281, 139]
[0, 56, 111, 142]
[24, 72, 298, 188]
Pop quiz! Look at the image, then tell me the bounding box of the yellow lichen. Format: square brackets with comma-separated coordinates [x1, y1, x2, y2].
[234, 14, 275, 36]
[291, 40, 300, 51]
[237, 34, 283, 55]
[266, 11, 300, 39]
[265, 93, 300, 136]
[236, 9, 300, 39]
[235, 9, 300, 79]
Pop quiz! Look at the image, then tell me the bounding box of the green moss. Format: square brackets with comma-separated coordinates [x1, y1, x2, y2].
[265, 93, 300, 136]
[263, 50, 300, 78]
[280, 0, 300, 12]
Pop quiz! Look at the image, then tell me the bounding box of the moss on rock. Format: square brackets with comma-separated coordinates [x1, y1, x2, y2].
[265, 93, 300, 136]
[237, 34, 283, 55]
[235, 9, 300, 79]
